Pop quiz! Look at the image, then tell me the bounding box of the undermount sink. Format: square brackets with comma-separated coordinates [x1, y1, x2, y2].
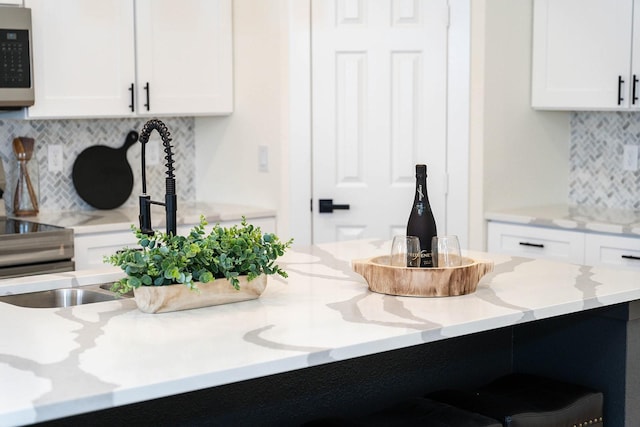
[0, 286, 129, 308]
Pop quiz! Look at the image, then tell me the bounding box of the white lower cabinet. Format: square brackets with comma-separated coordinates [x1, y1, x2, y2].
[74, 229, 139, 271]
[74, 217, 277, 271]
[585, 233, 640, 271]
[488, 221, 640, 270]
[487, 222, 585, 264]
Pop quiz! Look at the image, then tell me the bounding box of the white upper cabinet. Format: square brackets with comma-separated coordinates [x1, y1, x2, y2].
[24, 0, 232, 118]
[531, 0, 639, 110]
[25, 0, 135, 118]
[134, 0, 232, 116]
[633, 0, 640, 102]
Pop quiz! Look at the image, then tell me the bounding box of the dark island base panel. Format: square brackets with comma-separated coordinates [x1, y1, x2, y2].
[35, 303, 638, 427]
[35, 328, 514, 427]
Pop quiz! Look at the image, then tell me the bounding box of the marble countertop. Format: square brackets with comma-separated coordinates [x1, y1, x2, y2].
[2, 239, 640, 426]
[485, 204, 640, 236]
[20, 202, 276, 235]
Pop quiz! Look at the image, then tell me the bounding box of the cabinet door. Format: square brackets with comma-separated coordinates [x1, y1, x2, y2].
[585, 233, 640, 271]
[632, 0, 640, 108]
[25, 0, 136, 118]
[531, 0, 633, 110]
[134, 0, 233, 116]
[487, 222, 585, 264]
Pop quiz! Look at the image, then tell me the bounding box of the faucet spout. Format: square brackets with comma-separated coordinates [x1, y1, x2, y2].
[138, 119, 177, 236]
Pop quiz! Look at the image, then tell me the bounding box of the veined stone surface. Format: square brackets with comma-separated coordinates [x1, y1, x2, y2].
[1, 239, 640, 426]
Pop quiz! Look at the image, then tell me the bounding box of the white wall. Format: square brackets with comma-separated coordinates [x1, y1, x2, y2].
[468, 0, 571, 249]
[468, 0, 486, 251]
[194, 0, 290, 235]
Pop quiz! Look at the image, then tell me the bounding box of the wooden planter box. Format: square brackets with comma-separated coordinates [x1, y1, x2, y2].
[133, 275, 267, 313]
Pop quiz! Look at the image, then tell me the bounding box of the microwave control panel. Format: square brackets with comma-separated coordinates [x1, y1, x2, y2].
[0, 29, 30, 88]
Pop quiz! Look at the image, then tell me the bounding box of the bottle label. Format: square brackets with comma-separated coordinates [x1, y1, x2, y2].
[415, 201, 425, 216]
[420, 251, 433, 268]
[417, 184, 424, 201]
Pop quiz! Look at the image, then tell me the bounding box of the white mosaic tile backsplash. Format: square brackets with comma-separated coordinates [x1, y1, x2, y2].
[570, 112, 640, 210]
[0, 117, 196, 213]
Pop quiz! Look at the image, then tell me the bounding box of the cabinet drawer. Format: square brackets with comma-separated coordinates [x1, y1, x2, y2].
[74, 230, 139, 271]
[585, 233, 640, 271]
[487, 222, 585, 263]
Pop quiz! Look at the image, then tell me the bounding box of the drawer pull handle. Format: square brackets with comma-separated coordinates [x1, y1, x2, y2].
[519, 242, 544, 248]
[621, 255, 640, 261]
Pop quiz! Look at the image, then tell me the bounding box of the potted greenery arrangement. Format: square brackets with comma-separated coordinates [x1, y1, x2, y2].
[104, 216, 293, 313]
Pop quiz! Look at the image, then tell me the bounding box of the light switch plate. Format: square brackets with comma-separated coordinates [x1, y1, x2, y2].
[258, 145, 269, 172]
[623, 145, 639, 171]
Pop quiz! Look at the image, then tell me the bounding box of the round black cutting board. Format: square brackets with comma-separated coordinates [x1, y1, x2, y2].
[72, 130, 139, 209]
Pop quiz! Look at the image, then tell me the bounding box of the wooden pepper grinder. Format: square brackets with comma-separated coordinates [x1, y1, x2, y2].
[12, 137, 39, 216]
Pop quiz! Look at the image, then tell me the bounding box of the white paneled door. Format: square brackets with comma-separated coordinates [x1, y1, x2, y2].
[311, 0, 449, 243]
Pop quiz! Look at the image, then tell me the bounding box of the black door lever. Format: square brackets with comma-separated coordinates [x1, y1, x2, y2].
[319, 199, 350, 213]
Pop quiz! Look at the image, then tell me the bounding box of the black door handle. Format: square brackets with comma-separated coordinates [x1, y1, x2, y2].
[128, 83, 135, 112]
[618, 75, 625, 105]
[144, 82, 150, 111]
[633, 74, 639, 105]
[319, 199, 350, 213]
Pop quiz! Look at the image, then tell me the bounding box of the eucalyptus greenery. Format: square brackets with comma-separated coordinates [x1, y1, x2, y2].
[104, 216, 293, 295]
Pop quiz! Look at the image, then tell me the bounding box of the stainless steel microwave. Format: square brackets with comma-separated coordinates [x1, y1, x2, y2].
[0, 7, 34, 109]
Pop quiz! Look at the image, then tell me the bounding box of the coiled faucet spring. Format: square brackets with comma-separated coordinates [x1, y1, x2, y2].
[138, 119, 177, 236]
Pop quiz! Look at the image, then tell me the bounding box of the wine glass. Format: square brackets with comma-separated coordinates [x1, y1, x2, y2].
[431, 235, 462, 267]
[390, 235, 421, 267]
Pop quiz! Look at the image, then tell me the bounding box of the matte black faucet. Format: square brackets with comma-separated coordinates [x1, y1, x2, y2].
[138, 119, 177, 236]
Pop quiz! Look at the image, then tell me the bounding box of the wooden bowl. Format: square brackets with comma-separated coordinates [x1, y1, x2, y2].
[352, 256, 494, 297]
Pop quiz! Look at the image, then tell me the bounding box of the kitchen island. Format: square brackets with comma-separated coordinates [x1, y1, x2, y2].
[1, 239, 640, 426]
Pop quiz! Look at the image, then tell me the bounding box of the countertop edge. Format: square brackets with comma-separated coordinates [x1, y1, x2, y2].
[485, 204, 640, 237]
[19, 203, 277, 235]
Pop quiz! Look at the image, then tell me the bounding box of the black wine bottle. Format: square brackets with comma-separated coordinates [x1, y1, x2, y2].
[406, 164, 437, 267]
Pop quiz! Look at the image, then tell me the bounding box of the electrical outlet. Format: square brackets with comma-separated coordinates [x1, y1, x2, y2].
[623, 145, 639, 171]
[48, 144, 63, 172]
[146, 139, 161, 166]
[258, 145, 269, 172]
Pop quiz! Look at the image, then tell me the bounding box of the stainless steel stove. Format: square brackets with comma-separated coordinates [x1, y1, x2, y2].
[0, 217, 74, 278]
[0, 155, 74, 279]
